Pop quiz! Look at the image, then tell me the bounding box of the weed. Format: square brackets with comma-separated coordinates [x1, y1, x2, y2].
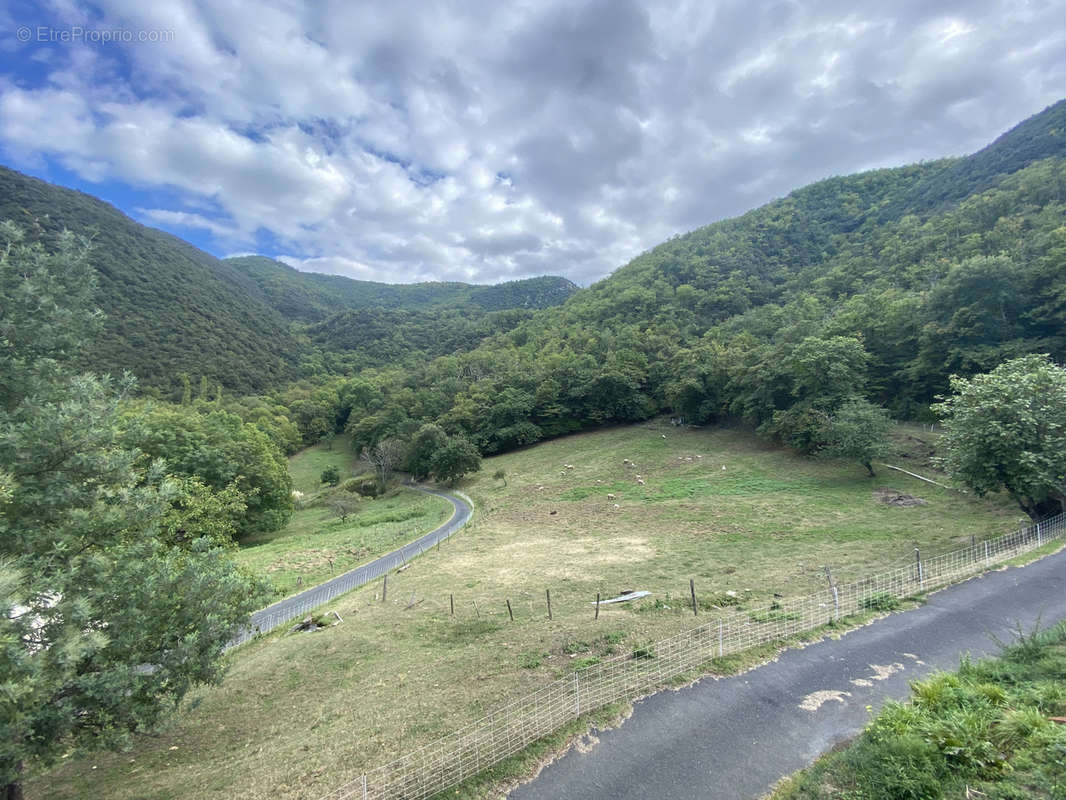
[859, 592, 901, 612]
[631, 643, 656, 660]
[518, 651, 545, 669]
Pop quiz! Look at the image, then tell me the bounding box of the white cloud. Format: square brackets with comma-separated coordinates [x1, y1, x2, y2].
[1, 0, 1064, 286]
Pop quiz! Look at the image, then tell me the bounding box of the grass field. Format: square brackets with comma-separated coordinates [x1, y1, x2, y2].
[238, 438, 454, 597]
[31, 422, 1026, 800]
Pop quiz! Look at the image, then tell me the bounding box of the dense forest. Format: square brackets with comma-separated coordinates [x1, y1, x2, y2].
[2, 99, 1065, 468]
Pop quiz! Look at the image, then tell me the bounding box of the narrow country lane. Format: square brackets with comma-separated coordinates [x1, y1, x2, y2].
[508, 547, 1066, 800]
[230, 485, 472, 648]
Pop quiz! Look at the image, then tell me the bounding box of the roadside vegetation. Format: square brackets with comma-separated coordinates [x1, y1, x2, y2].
[773, 621, 1066, 800]
[30, 422, 1024, 800]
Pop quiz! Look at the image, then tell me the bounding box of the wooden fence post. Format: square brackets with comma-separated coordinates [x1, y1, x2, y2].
[546, 589, 552, 621]
[690, 578, 698, 616]
[595, 592, 600, 620]
[506, 598, 514, 622]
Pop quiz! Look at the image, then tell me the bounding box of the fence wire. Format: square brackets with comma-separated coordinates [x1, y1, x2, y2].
[317, 512, 1065, 800]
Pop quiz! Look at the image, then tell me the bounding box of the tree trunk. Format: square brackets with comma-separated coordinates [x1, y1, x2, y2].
[864, 461, 875, 478]
[3, 764, 23, 800]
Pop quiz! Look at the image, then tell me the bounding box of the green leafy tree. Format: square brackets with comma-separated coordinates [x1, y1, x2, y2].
[430, 434, 482, 486]
[0, 227, 265, 799]
[321, 466, 341, 486]
[933, 354, 1066, 520]
[405, 423, 448, 480]
[119, 403, 294, 537]
[817, 397, 894, 477]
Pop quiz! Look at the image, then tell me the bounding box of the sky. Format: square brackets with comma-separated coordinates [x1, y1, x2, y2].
[0, 1, 1064, 287]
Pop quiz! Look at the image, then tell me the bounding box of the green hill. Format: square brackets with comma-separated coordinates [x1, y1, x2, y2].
[0, 166, 308, 396]
[225, 255, 578, 323]
[325, 99, 1066, 455]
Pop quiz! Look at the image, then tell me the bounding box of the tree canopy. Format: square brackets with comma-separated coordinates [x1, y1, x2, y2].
[933, 354, 1066, 521]
[0, 226, 266, 798]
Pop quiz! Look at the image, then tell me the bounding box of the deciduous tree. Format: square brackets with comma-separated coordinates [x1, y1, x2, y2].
[933, 354, 1066, 520]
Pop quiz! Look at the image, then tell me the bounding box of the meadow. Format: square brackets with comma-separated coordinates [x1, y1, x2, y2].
[32, 422, 1025, 800]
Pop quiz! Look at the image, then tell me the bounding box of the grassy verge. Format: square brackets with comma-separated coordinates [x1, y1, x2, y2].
[29, 423, 1027, 800]
[236, 435, 454, 597]
[772, 621, 1066, 800]
[237, 489, 454, 598]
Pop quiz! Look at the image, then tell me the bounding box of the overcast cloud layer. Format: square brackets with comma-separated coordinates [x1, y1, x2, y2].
[1, 1, 1064, 285]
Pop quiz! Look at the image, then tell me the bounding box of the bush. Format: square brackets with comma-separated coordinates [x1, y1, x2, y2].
[860, 592, 901, 612]
[321, 466, 340, 486]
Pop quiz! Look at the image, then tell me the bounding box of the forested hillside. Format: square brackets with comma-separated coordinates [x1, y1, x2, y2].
[3, 100, 1064, 465]
[274, 99, 1066, 461]
[227, 255, 578, 323]
[0, 166, 307, 395]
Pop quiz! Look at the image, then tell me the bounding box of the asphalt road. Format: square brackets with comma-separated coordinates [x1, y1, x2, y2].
[230, 485, 472, 647]
[509, 546, 1066, 800]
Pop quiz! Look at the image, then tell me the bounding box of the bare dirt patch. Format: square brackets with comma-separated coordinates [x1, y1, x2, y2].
[874, 488, 926, 507]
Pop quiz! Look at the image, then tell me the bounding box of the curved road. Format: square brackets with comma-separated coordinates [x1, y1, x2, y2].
[229, 485, 472, 647]
[509, 546, 1066, 800]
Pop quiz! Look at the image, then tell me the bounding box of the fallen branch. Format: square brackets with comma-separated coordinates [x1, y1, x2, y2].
[878, 463, 960, 491]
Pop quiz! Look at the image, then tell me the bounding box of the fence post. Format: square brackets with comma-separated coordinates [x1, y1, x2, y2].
[690, 578, 698, 616]
[984, 540, 990, 563]
[915, 548, 923, 588]
[573, 672, 580, 715]
[382, 573, 388, 603]
[718, 618, 723, 657]
[546, 589, 552, 621]
[831, 586, 840, 622]
[362, 773, 367, 800]
[450, 593, 454, 616]
[595, 592, 600, 620]
[1037, 521, 1043, 547]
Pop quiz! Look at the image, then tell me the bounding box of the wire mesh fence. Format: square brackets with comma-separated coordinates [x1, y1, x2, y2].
[227, 488, 472, 648]
[318, 511, 1065, 800]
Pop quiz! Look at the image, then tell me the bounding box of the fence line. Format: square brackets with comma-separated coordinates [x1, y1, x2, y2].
[319, 512, 1065, 800]
[227, 487, 472, 648]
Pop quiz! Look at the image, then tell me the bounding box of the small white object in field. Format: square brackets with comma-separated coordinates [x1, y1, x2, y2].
[696, 455, 702, 459]
[636, 478, 645, 485]
[635, 474, 642, 480]
[613, 503, 620, 509]
[607, 493, 616, 500]
[560, 470, 566, 476]
[722, 465, 727, 470]
[661, 434, 667, 439]
[725, 590, 737, 598]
